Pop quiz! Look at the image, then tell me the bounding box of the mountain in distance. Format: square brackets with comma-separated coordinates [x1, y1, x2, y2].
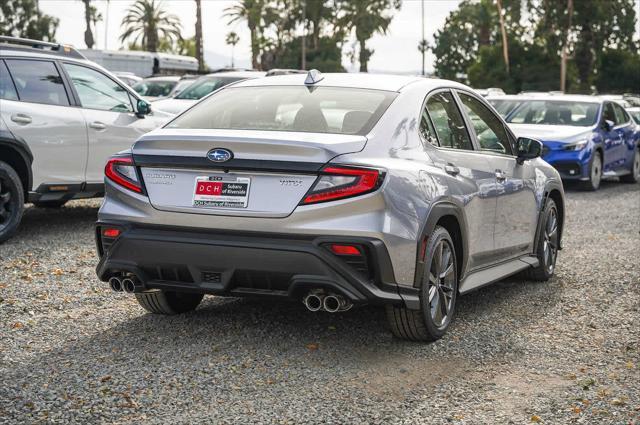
[204, 50, 251, 70]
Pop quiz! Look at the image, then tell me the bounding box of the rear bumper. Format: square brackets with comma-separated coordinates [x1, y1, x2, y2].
[95, 222, 420, 308]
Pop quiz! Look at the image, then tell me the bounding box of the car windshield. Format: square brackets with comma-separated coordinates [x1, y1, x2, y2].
[170, 79, 196, 96]
[628, 109, 640, 125]
[487, 99, 523, 117]
[167, 86, 397, 135]
[133, 80, 176, 97]
[174, 76, 244, 100]
[507, 100, 600, 127]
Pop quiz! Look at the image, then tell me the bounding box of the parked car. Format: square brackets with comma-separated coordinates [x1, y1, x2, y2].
[113, 71, 142, 87]
[0, 36, 170, 243]
[166, 74, 198, 98]
[626, 107, 640, 125]
[151, 71, 266, 115]
[599, 94, 633, 109]
[132, 75, 181, 101]
[500, 94, 640, 190]
[96, 71, 565, 342]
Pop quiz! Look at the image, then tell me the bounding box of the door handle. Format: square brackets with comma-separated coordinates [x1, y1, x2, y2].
[89, 121, 107, 130]
[495, 170, 507, 182]
[444, 163, 460, 176]
[11, 113, 32, 125]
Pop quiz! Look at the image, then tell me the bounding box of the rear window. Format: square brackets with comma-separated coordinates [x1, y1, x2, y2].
[133, 80, 177, 97]
[5, 59, 69, 106]
[507, 100, 600, 127]
[174, 76, 243, 100]
[168, 86, 397, 135]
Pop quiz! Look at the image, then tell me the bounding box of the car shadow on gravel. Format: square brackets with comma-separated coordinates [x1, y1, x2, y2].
[10, 201, 100, 241]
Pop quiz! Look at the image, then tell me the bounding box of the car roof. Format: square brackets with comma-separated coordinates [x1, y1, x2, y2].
[232, 72, 462, 92]
[203, 71, 266, 79]
[489, 93, 602, 104]
[141, 76, 181, 82]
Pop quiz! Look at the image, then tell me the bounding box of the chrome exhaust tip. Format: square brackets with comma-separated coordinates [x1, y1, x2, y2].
[122, 277, 137, 293]
[323, 295, 341, 313]
[109, 276, 123, 292]
[323, 294, 353, 313]
[303, 293, 323, 312]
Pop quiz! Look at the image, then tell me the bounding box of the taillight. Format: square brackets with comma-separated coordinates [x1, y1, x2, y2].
[301, 166, 383, 205]
[105, 155, 143, 193]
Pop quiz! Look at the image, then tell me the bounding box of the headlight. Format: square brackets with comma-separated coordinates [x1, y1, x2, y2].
[563, 140, 588, 151]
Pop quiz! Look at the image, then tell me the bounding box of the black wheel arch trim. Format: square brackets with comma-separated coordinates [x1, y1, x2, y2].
[414, 199, 470, 288]
[534, 181, 565, 253]
[0, 130, 33, 192]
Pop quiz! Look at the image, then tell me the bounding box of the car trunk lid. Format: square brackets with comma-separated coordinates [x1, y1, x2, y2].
[133, 129, 367, 217]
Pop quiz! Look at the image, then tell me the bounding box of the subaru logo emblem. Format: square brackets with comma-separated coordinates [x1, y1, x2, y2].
[207, 148, 233, 163]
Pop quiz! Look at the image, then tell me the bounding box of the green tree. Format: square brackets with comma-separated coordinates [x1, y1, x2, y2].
[433, 0, 522, 80]
[0, 0, 59, 41]
[265, 34, 345, 72]
[226, 31, 240, 67]
[336, 0, 401, 72]
[119, 0, 182, 52]
[530, 0, 638, 91]
[223, 0, 267, 70]
[594, 50, 640, 94]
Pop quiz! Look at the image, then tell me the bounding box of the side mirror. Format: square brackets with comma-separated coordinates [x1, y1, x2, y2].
[602, 119, 615, 131]
[136, 99, 151, 117]
[516, 137, 543, 164]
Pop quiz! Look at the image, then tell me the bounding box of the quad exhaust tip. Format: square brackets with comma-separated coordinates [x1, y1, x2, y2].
[109, 276, 123, 292]
[122, 277, 136, 293]
[303, 291, 353, 313]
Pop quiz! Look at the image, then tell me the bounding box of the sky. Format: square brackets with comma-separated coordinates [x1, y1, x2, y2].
[38, 0, 463, 74]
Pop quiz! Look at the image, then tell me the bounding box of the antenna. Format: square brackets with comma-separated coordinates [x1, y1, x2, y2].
[304, 69, 323, 85]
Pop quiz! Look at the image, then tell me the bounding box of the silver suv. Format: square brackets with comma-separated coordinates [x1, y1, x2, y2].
[0, 37, 170, 242]
[96, 71, 565, 341]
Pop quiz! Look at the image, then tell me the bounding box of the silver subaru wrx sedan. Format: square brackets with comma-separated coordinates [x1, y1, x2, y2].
[96, 71, 565, 341]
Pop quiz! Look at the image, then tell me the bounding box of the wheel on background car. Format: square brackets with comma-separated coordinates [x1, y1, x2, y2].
[620, 148, 640, 184]
[581, 151, 602, 191]
[524, 198, 559, 281]
[32, 199, 68, 208]
[386, 226, 458, 342]
[0, 160, 25, 244]
[135, 290, 204, 315]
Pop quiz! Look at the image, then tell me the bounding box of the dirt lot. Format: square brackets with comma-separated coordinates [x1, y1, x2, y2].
[1, 182, 638, 424]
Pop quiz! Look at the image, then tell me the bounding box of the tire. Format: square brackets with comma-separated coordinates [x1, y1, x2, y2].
[580, 151, 602, 191]
[386, 226, 458, 342]
[620, 148, 640, 184]
[135, 290, 204, 315]
[524, 198, 559, 281]
[32, 199, 67, 208]
[0, 160, 25, 244]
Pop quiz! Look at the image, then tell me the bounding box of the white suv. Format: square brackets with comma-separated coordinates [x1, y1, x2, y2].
[0, 37, 170, 242]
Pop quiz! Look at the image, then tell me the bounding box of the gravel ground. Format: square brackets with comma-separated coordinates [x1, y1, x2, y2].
[1, 181, 638, 424]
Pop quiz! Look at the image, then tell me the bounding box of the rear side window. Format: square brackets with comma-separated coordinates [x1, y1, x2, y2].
[5, 59, 69, 106]
[612, 103, 630, 125]
[458, 92, 513, 155]
[63, 63, 133, 112]
[425, 91, 473, 150]
[168, 86, 397, 135]
[174, 77, 242, 100]
[0, 61, 18, 100]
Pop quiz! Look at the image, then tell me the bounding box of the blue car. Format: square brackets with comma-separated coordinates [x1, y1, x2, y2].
[492, 95, 640, 190]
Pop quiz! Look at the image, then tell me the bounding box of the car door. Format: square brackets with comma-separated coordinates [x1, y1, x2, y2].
[456, 90, 538, 259]
[601, 102, 626, 171]
[611, 102, 636, 170]
[420, 90, 499, 270]
[1, 58, 87, 189]
[61, 63, 149, 184]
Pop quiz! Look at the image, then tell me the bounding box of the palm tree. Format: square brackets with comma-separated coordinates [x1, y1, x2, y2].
[223, 0, 266, 70]
[82, 0, 94, 49]
[226, 31, 240, 68]
[495, 0, 509, 74]
[194, 0, 205, 72]
[119, 0, 182, 53]
[89, 5, 102, 47]
[336, 0, 401, 72]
